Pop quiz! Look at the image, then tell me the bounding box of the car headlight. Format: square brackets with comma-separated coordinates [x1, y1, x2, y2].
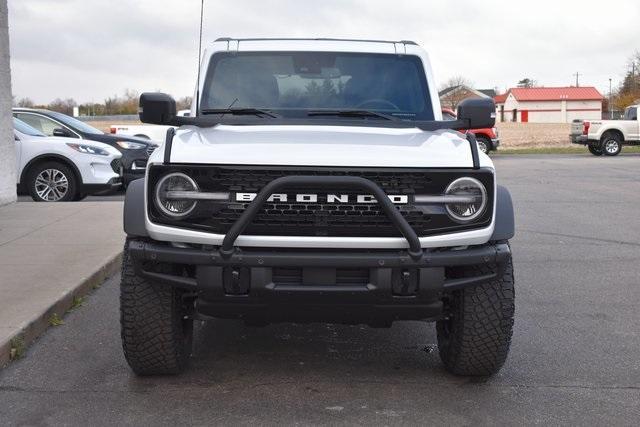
[444, 177, 487, 223]
[155, 173, 198, 217]
[115, 140, 146, 150]
[66, 143, 110, 156]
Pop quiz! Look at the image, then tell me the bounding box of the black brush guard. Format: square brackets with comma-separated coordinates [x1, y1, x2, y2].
[130, 174, 509, 323]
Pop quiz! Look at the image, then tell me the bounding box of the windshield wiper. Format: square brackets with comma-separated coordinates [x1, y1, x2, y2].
[200, 108, 280, 118]
[307, 110, 400, 121]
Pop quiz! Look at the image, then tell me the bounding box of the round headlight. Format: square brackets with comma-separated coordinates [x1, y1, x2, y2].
[155, 173, 198, 217]
[445, 177, 487, 223]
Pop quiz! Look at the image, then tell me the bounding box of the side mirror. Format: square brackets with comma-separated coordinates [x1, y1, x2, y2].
[457, 98, 496, 129]
[139, 92, 177, 125]
[53, 127, 71, 137]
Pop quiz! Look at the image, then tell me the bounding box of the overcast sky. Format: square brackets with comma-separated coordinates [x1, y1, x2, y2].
[7, 0, 640, 104]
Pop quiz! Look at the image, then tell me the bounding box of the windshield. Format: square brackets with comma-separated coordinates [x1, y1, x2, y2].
[14, 118, 46, 136]
[201, 52, 434, 120]
[47, 111, 104, 135]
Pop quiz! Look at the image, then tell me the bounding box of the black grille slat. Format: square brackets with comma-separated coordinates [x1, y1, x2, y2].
[148, 165, 494, 237]
[110, 159, 122, 174]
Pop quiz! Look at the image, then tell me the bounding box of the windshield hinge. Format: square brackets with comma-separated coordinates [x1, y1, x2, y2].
[393, 42, 406, 55]
[227, 39, 239, 53]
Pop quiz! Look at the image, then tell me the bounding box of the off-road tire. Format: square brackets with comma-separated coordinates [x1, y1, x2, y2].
[436, 255, 515, 376]
[601, 132, 622, 156]
[120, 240, 193, 375]
[588, 144, 603, 156]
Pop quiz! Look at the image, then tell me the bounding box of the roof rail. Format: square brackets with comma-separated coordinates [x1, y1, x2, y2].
[213, 37, 417, 45]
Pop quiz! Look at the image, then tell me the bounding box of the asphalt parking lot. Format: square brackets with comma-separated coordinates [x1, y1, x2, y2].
[2, 154, 640, 426]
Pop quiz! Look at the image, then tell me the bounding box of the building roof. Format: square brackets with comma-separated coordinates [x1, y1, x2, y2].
[494, 93, 508, 104]
[478, 89, 497, 98]
[438, 85, 491, 99]
[498, 86, 603, 102]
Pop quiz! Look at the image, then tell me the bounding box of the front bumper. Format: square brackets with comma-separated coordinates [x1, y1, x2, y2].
[128, 240, 510, 324]
[492, 138, 500, 148]
[80, 177, 122, 195]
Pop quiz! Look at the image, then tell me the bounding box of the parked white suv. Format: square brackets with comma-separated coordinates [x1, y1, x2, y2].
[571, 105, 640, 156]
[14, 118, 122, 201]
[121, 38, 515, 377]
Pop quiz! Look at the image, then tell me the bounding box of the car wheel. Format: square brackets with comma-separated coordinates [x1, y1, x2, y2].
[601, 133, 622, 156]
[475, 136, 491, 154]
[436, 254, 515, 376]
[28, 162, 77, 202]
[120, 239, 194, 375]
[588, 144, 603, 156]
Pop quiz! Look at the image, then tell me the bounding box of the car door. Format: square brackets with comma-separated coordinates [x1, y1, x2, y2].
[624, 107, 639, 140]
[13, 112, 80, 139]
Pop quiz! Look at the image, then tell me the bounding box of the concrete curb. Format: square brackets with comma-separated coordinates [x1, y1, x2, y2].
[0, 251, 123, 367]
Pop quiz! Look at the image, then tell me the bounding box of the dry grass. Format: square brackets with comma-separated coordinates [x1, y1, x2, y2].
[88, 120, 575, 150]
[495, 122, 572, 149]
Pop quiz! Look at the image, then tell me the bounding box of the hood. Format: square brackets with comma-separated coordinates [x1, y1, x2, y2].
[88, 133, 156, 145]
[17, 133, 122, 157]
[160, 125, 493, 169]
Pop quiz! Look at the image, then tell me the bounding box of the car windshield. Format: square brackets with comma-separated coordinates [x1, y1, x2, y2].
[47, 111, 104, 135]
[200, 51, 434, 120]
[14, 118, 46, 136]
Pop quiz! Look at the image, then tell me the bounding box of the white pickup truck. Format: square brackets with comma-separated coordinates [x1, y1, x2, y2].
[109, 110, 191, 143]
[571, 105, 639, 156]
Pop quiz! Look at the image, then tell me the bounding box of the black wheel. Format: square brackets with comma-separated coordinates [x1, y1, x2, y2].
[475, 136, 492, 154]
[588, 144, 603, 156]
[120, 240, 194, 375]
[601, 132, 622, 156]
[436, 255, 515, 376]
[28, 161, 77, 202]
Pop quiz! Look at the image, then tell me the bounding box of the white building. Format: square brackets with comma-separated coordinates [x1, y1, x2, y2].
[495, 87, 603, 123]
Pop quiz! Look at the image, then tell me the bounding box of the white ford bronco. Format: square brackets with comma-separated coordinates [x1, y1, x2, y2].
[121, 38, 515, 377]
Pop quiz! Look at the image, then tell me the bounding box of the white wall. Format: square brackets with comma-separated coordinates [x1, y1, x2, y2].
[0, 0, 16, 206]
[498, 95, 601, 123]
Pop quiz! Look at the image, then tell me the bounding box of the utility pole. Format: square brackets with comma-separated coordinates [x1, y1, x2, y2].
[574, 72, 581, 87]
[609, 78, 613, 119]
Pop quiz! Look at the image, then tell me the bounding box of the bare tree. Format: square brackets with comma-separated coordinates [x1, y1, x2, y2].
[439, 76, 473, 92]
[439, 76, 474, 110]
[48, 98, 77, 115]
[176, 96, 193, 110]
[15, 97, 35, 108]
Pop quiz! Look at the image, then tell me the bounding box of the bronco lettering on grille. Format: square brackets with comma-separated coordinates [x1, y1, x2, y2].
[235, 193, 409, 204]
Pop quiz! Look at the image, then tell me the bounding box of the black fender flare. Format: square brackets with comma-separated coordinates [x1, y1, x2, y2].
[123, 178, 148, 237]
[490, 185, 515, 241]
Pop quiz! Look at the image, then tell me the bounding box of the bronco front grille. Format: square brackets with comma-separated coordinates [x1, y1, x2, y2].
[147, 165, 494, 237]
